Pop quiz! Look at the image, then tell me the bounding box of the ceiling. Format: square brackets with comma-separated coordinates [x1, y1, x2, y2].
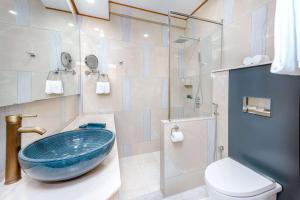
[111, 0, 206, 15]
[41, 0, 71, 12]
[40, 0, 206, 20]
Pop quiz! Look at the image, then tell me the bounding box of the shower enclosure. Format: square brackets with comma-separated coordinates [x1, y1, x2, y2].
[160, 12, 223, 197]
[168, 11, 223, 119]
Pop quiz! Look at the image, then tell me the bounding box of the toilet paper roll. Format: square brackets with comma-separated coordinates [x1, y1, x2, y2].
[171, 131, 184, 143]
[252, 55, 270, 65]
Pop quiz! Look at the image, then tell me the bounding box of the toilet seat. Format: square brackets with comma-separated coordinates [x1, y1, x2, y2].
[205, 158, 276, 198]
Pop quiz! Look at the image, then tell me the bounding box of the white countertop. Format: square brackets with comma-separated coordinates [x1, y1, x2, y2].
[212, 61, 272, 73]
[0, 114, 121, 200]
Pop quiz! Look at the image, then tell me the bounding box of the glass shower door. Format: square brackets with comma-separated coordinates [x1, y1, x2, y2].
[169, 12, 223, 119]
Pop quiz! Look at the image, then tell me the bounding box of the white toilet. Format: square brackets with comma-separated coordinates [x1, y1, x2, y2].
[205, 158, 282, 200]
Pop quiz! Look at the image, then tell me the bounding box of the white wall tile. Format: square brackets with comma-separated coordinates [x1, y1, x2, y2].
[81, 14, 170, 157]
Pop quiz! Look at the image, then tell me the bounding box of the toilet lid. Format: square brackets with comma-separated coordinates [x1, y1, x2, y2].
[205, 158, 276, 197]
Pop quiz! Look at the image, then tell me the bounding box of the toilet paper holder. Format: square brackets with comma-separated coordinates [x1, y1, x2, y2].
[171, 125, 180, 136]
[170, 125, 184, 143]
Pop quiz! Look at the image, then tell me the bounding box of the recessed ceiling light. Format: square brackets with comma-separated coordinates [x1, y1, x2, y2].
[68, 23, 74, 27]
[144, 34, 149, 38]
[9, 10, 17, 15]
[86, 0, 95, 4]
[94, 27, 100, 32]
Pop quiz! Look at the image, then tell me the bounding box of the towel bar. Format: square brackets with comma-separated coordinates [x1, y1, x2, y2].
[46, 68, 76, 81]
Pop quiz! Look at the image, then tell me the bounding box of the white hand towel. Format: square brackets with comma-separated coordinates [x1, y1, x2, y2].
[252, 55, 270, 65]
[243, 57, 253, 66]
[45, 80, 64, 94]
[271, 0, 300, 75]
[96, 82, 110, 94]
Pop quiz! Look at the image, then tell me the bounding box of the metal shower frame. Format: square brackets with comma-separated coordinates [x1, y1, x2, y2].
[167, 11, 223, 120]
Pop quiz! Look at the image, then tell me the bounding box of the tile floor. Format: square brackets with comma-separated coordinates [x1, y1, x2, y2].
[118, 151, 208, 200]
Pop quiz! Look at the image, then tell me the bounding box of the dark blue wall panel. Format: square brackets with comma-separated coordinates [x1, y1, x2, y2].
[229, 65, 300, 200]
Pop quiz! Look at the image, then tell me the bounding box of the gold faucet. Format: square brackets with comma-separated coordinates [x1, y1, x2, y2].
[4, 114, 46, 185]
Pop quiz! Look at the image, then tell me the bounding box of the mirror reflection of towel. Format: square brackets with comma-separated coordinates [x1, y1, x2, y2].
[45, 80, 64, 94]
[96, 82, 110, 94]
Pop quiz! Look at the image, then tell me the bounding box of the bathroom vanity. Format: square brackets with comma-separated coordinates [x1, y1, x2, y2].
[0, 114, 121, 200]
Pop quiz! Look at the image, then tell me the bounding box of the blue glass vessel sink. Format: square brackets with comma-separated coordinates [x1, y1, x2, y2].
[18, 129, 115, 182]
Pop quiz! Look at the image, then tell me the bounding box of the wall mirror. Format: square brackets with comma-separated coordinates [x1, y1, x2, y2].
[0, 0, 81, 107]
[61, 52, 73, 70]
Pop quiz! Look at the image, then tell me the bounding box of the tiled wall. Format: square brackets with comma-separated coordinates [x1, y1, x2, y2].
[194, 0, 276, 68]
[80, 14, 177, 157]
[160, 117, 215, 197]
[0, 95, 79, 182]
[194, 0, 276, 160]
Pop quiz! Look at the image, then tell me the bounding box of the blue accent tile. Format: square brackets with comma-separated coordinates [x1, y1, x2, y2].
[17, 71, 32, 103]
[15, 0, 30, 26]
[121, 16, 131, 42]
[122, 144, 132, 157]
[251, 5, 267, 56]
[207, 118, 216, 164]
[49, 31, 61, 71]
[98, 38, 109, 74]
[178, 49, 185, 78]
[162, 25, 169, 47]
[161, 78, 168, 108]
[122, 76, 131, 111]
[143, 108, 151, 141]
[143, 44, 151, 77]
[223, 0, 235, 25]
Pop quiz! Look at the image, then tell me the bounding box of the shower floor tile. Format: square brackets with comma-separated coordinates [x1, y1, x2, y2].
[119, 151, 160, 200]
[118, 151, 208, 200]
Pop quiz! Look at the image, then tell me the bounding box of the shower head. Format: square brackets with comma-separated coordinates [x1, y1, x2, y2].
[174, 38, 189, 44]
[173, 35, 200, 44]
